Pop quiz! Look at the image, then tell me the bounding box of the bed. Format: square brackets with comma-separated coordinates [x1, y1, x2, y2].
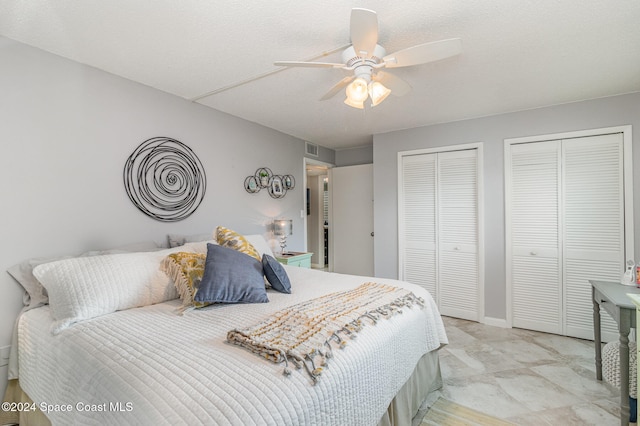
[1, 232, 447, 426]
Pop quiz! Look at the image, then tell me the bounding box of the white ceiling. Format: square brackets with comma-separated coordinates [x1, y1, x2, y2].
[2, 1, 640, 150]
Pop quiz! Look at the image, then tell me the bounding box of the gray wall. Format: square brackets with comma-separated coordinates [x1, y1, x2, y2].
[309, 144, 336, 165]
[374, 92, 640, 321]
[335, 145, 373, 166]
[0, 36, 333, 397]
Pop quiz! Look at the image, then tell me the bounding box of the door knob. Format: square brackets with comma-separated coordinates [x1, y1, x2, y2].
[370, 232, 374, 237]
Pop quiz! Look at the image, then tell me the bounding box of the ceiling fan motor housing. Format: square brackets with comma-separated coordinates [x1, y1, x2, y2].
[342, 44, 387, 81]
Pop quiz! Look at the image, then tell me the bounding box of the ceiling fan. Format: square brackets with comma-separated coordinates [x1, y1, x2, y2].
[274, 8, 462, 109]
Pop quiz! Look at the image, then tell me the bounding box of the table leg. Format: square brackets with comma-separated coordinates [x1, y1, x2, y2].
[593, 287, 602, 380]
[620, 329, 630, 426]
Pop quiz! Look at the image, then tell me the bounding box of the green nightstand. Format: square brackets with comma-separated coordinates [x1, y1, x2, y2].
[275, 252, 313, 268]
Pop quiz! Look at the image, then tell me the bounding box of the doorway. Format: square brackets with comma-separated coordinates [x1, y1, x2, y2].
[304, 158, 333, 270]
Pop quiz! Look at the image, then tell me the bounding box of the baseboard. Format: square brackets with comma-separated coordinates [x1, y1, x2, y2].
[482, 316, 509, 328]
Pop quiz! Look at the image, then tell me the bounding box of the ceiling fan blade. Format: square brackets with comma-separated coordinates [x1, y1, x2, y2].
[350, 8, 378, 58]
[274, 61, 345, 68]
[383, 38, 462, 68]
[319, 76, 355, 101]
[374, 71, 411, 97]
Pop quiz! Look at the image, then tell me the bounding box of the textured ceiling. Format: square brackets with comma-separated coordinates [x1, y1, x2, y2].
[2, 1, 640, 149]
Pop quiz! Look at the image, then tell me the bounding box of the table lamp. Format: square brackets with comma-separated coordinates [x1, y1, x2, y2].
[273, 219, 293, 254]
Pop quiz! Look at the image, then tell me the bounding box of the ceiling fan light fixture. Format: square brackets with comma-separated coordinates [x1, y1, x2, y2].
[344, 97, 365, 109]
[345, 77, 369, 104]
[368, 81, 391, 106]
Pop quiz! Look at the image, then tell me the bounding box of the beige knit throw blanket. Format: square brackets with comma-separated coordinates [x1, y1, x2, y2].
[227, 282, 424, 383]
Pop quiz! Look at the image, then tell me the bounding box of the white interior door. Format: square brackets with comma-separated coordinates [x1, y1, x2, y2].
[399, 154, 437, 297]
[438, 149, 479, 321]
[331, 164, 374, 276]
[562, 134, 624, 340]
[506, 129, 630, 341]
[398, 145, 482, 321]
[508, 141, 563, 334]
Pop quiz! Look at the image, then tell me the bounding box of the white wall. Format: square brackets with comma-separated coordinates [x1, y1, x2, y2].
[374, 92, 640, 321]
[0, 36, 333, 398]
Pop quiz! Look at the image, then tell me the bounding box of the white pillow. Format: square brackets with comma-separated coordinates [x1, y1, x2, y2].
[33, 247, 192, 334]
[6, 241, 160, 310]
[181, 239, 217, 254]
[244, 234, 276, 258]
[167, 233, 212, 248]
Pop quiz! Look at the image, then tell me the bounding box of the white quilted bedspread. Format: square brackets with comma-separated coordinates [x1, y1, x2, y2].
[18, 267, 447, 426]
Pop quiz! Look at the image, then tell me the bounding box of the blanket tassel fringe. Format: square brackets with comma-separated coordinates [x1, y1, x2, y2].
[276, 292, 424, 384]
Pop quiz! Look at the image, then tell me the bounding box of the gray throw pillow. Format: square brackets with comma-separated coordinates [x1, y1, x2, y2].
[262, 254, 291, 294]
[195, 244, 268, 304]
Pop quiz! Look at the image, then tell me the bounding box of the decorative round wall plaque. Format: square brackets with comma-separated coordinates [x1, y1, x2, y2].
[123, 137, 207, 222]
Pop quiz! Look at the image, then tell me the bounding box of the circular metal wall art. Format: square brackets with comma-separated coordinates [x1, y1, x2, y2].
[244, 167, 295, 198]
[123, 137, 207, 222]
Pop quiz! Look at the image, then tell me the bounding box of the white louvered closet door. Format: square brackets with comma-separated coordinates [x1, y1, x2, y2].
[438, 149, 479, 320]
[563, 134, 624, 340]
[400, 154, 437, 297]
[399, 148, 480, 320]
[509, 141, 563, 334]
[508, 131, 627, 340]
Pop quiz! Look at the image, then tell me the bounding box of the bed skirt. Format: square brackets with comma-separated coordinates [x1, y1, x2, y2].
[1, 350, 442, 426]
[0, 379, 50, 426]
[378, 349, 443, 426]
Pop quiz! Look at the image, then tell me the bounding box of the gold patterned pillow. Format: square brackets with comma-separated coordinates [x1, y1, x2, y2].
[215, 226, 261, 261]
[161, 252, 210, 309]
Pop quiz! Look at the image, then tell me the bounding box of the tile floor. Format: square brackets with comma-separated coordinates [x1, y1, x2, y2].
[433, 316, 634, 425]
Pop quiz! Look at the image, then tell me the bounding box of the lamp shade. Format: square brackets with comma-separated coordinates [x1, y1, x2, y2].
[345, 77, 369, 103]
[273, 219, 293, 236]
[344, 77, 392, 109]
[369, 81, 391, 106]
[344, 97, 365, 109]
